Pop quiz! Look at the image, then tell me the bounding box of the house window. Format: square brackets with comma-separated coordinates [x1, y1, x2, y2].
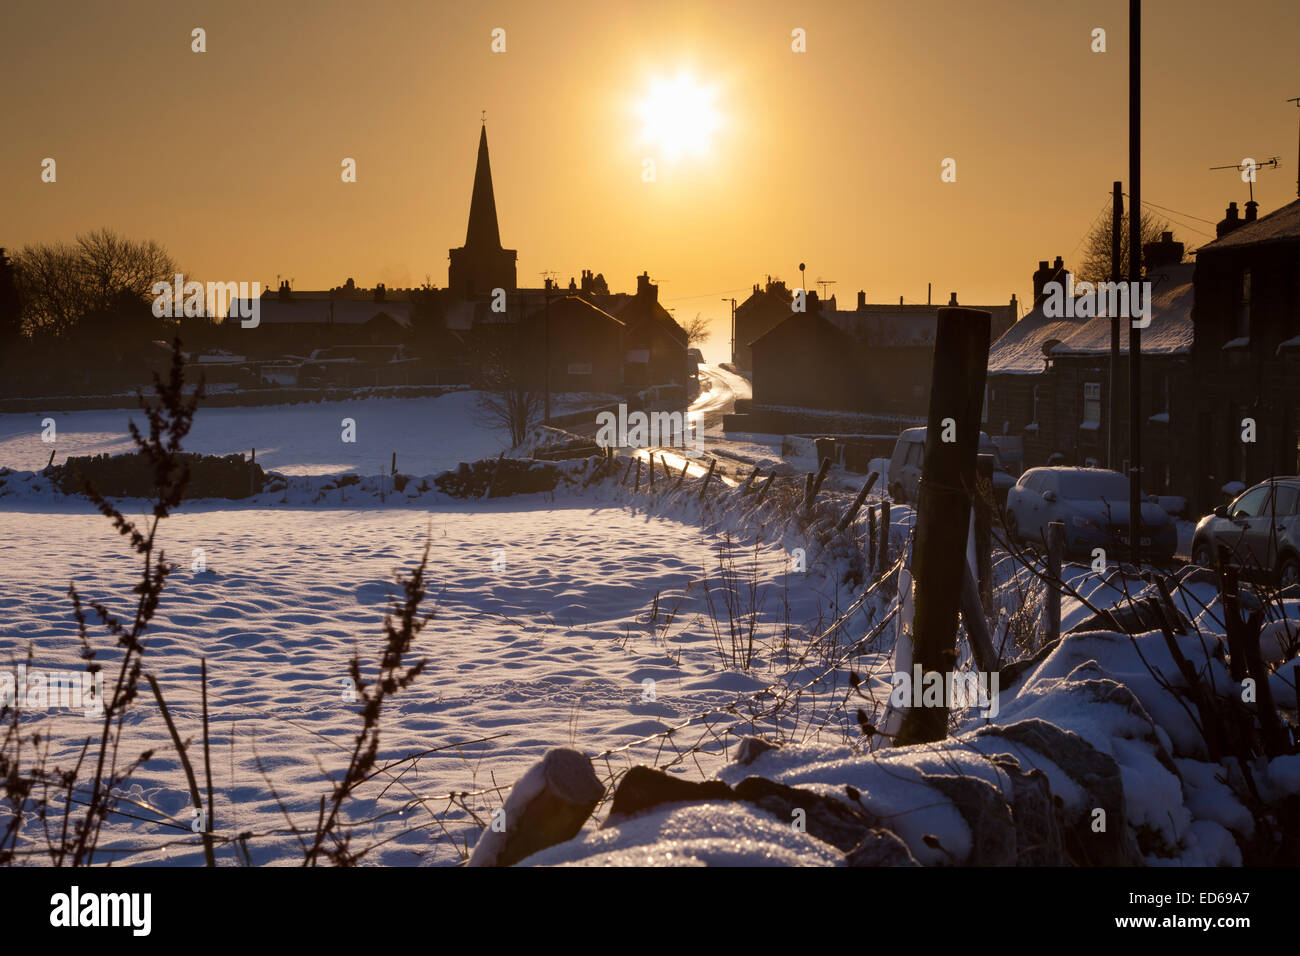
[1236, 269, 1251, 341]
[1083, 382, 1102, 426]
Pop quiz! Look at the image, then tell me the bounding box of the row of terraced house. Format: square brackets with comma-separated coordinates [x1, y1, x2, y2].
[731, 196, 1300, 515]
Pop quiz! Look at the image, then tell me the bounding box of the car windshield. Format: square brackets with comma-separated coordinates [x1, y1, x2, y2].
[1055, 472, 1130, 500]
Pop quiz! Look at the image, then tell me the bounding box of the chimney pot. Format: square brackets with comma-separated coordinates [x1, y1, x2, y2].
[1245, 200, 1258, 222]
[856, 290, 866, 310]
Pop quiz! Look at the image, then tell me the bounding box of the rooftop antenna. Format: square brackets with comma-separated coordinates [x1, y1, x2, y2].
[816, 278, 837, 300]
[1209, 156, 1280, 203]
[481, 109, 487, 125]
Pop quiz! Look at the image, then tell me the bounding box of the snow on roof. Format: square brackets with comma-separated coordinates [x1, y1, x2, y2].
[1200, 198, 1300, 251]
[987, 310, 1091, 374]
[1048, 263, 1195, 358]
[990, 264, 1194, 371]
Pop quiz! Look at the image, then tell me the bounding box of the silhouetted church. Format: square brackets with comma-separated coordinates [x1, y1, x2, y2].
[448, 125, 517, 296]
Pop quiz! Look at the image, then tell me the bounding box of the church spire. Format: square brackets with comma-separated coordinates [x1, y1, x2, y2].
[465, 125, 502, 250]
[448, 123, 517, 296]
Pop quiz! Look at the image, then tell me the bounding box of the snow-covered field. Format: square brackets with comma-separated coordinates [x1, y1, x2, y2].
[0, 492, 847, 865]
[0, 391, 608, 477]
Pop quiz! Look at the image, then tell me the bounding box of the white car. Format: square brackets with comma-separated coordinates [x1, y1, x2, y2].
[1004, 466, 1176, 561]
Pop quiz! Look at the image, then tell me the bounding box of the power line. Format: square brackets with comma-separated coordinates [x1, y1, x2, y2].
[662, 286, 752, 302]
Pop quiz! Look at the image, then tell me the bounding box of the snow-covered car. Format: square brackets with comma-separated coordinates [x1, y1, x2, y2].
[1191, 477, 1300, 587]
[886, 427, 1015, 506]
[1004, 466, 1176, 562]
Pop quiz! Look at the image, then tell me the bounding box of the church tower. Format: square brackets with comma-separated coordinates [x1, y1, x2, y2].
[449, 125, 517, 296]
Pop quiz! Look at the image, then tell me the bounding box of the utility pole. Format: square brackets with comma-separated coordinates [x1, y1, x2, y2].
[1128, 0, 1143, 567]
[544, 288, 552, 425]
[1289, 97, 1300, 198]
[722, 297, 736, 364]
[1110, 180, 1123, 471]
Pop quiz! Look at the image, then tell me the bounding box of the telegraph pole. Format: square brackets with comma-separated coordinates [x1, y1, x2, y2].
[722, 297, 736, 364]
[1110, 180, 1122, 471]
[1128, 0, 1143, 567]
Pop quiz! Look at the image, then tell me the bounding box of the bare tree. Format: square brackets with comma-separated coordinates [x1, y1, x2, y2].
[680, 312, 711, 347]
[13, 228, 177, 338]
[1076, 209, 1174, 284]
[470, 322, 545, 447]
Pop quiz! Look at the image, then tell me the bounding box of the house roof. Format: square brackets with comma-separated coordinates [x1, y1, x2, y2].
[227, 298, 414, 327]
[987, 309, 1092, 374]
[522, 295, 625, 327]
[1200, 198, 1300, 251]
[989, 263, 1195, 372]
[1047, 263, 1195, 358]
[804, 302, 1016, 348]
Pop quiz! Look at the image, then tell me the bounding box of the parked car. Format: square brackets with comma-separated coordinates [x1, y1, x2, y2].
[1191, 477, 1300, 587]
[1004, 466, 1177, 562]
[886, 427, 1015, 506]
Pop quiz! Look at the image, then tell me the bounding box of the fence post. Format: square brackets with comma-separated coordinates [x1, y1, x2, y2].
[740, 464, 760, 495]
[633, 456, 642, 492]
[698, 459, 716, 498]
[877, 501, 890, 576]
[975, 454, 995, 617]
[838, 471, 878, 532]
[805, 457, 831, 515]
[894, 307, 991, 747]
[675, 459, 689, 490]
[1045, 520, 1064, 644]
[868, 505, 878, 576]
[647, 453, 656, 488]
[755, 471, 774, 503]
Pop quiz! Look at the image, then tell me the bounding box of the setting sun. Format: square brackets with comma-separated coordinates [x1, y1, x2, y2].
[635, 71, 720, 161]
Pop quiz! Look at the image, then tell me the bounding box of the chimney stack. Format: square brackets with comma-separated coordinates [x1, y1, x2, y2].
[1032, 259, 1061, 305]
[1216, 201, 1242, 237]
[1142, 230, 1184, 269]
[636, 271, 657, 302]
[1244, 200, 1258, 222]
[856, 290, 866, 310]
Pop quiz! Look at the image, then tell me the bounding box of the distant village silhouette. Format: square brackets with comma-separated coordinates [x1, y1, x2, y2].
[1, 124, 1298, 516]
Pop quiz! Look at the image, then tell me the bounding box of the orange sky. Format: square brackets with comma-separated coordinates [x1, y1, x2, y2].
[3, 0, 1299, 362]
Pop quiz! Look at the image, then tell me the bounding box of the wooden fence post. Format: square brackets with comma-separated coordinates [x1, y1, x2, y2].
[838, 471, 879, 532]
[868, 506, 878, 576]
[675, 459, 689, 490]
[740, 465, 760, 495]
[877, 501, 890, 576]
[633, 456, 642, 492]
[1045, 520, 1064, 644]
[805, 457, 831, 515]
[755, 471, 774, 503]
[698, 459, 716, 498]
[894, 307, 991, 747]
[647, 453, 656, 488]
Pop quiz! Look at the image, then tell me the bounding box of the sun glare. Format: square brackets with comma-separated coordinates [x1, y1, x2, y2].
[636, 72, 720, 161]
